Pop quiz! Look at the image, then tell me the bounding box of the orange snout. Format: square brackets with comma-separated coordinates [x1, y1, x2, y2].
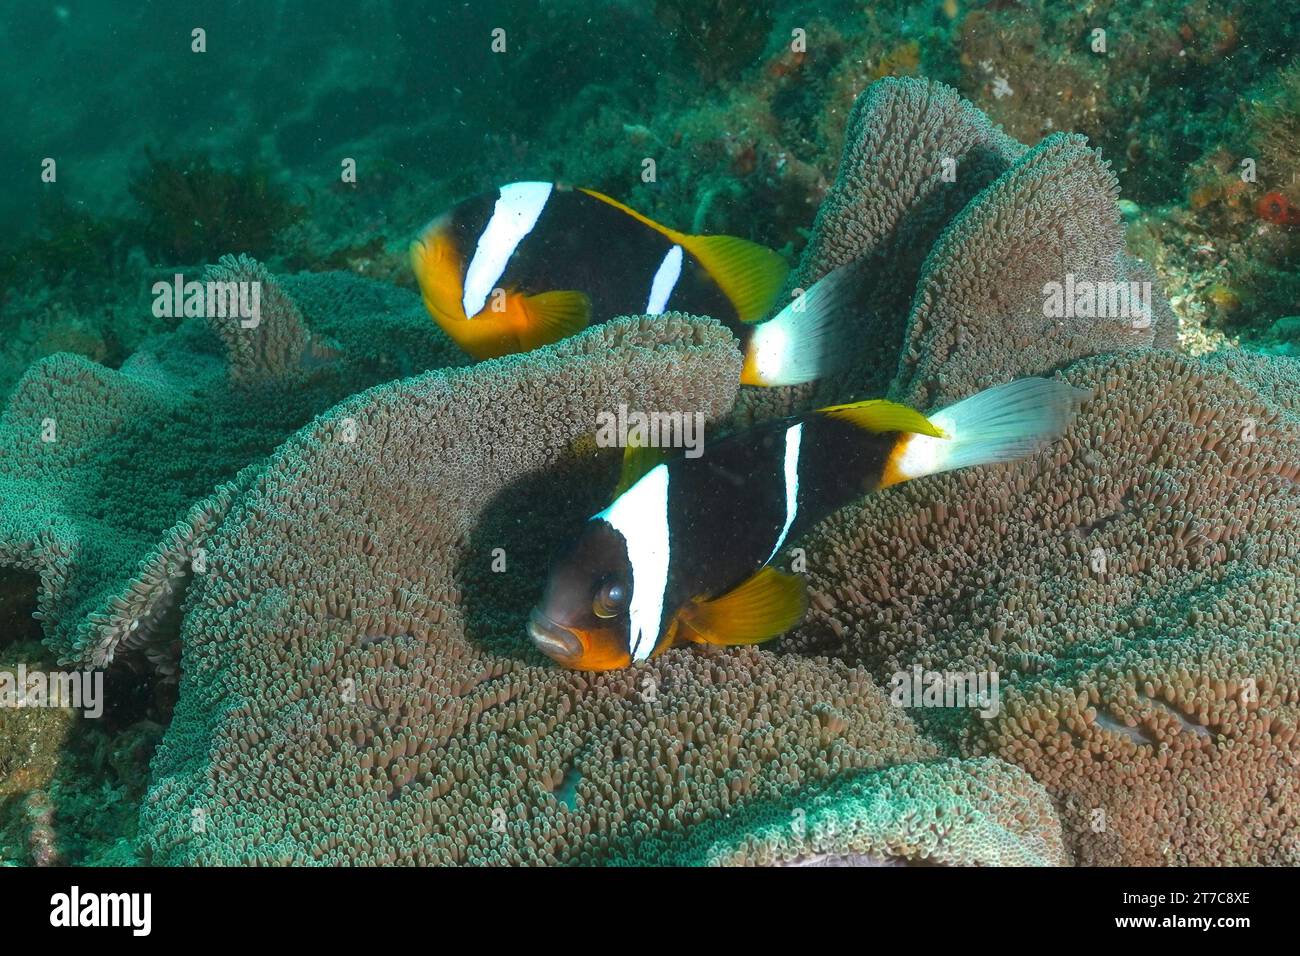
[527, 608, 632, 671]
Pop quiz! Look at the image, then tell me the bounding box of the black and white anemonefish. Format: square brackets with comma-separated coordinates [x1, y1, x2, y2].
[410, 181, 859, 386]
[528, 378, 1090, 670]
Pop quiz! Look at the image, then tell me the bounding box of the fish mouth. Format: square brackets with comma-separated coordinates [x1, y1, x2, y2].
[527, 608, 583, 664]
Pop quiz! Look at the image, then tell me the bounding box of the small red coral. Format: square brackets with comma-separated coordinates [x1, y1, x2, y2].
[1255, 191, 1300, 226]
[766, 48, 805, 80]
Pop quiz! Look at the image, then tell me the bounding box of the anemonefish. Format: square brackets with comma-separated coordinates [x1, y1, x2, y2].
[528, 378, 1091, 670]
[411, 181, 859, 386]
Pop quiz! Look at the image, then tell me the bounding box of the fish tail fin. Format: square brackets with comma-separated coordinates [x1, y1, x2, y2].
[741, 262, 863, 386]
[882, 378, 1091, 487]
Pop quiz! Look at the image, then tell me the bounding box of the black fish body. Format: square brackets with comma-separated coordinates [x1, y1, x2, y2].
[529, 378, 1090, 671]
[439, 186, 741, 328]
[410, 182, 789, 361]
[662, 413, 895, 609]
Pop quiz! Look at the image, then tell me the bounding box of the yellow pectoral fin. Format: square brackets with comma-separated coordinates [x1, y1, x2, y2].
[679, 234, 789, 324]
[410, 231, 462, 313]
[677, 568, 808, 647]
[516, 290, 591, 351]
[817, 398, 947, 438]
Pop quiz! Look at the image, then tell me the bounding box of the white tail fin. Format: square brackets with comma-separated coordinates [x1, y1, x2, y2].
[741, 262, 861, 386]
[889, 378, 1091, 482]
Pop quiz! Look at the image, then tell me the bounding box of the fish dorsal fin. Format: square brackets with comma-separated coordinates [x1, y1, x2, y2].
[578, 188, 788, 324]
[579, 188, 689, 244]
[516, 290, 591, 351]
[817, 399, 947, 438]
[613, 436, 671, 499]
[676, 567, 808, 647]
[678, 235, 789, 324]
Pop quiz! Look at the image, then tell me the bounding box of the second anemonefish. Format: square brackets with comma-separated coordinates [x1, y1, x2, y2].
[410, 181, 859, 386]
[528, 378, 1091, 671]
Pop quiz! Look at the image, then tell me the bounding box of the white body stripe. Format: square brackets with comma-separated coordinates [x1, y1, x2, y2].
[645, 244, 683, 314]
[462, 181, 553, 318]
[765, 423, 803, 564]
[594, 464, 672, 662]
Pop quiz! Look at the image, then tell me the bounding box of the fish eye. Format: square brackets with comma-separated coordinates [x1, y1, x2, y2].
[592, 580, 627, 619]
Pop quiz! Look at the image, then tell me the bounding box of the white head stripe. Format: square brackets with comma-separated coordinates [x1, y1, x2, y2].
[462, 181, 553, 317]
[645, 244, 683, 315]
[765, 423, 803, 564]
[594, 464, 671, 662]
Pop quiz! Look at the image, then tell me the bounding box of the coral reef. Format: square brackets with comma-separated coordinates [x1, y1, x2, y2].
[629, 757, 1068, 866]
[0, 260, 459, 676]
[1171, 62, 1300, 344]
[1246, 63, 1300, 213]
[736, 76, 1173, 424]
[2, 8, 1296, 866]
[654, 0, 777, 84]
[953, 0, 1270, 204]
[786, 348, 1300, 864]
